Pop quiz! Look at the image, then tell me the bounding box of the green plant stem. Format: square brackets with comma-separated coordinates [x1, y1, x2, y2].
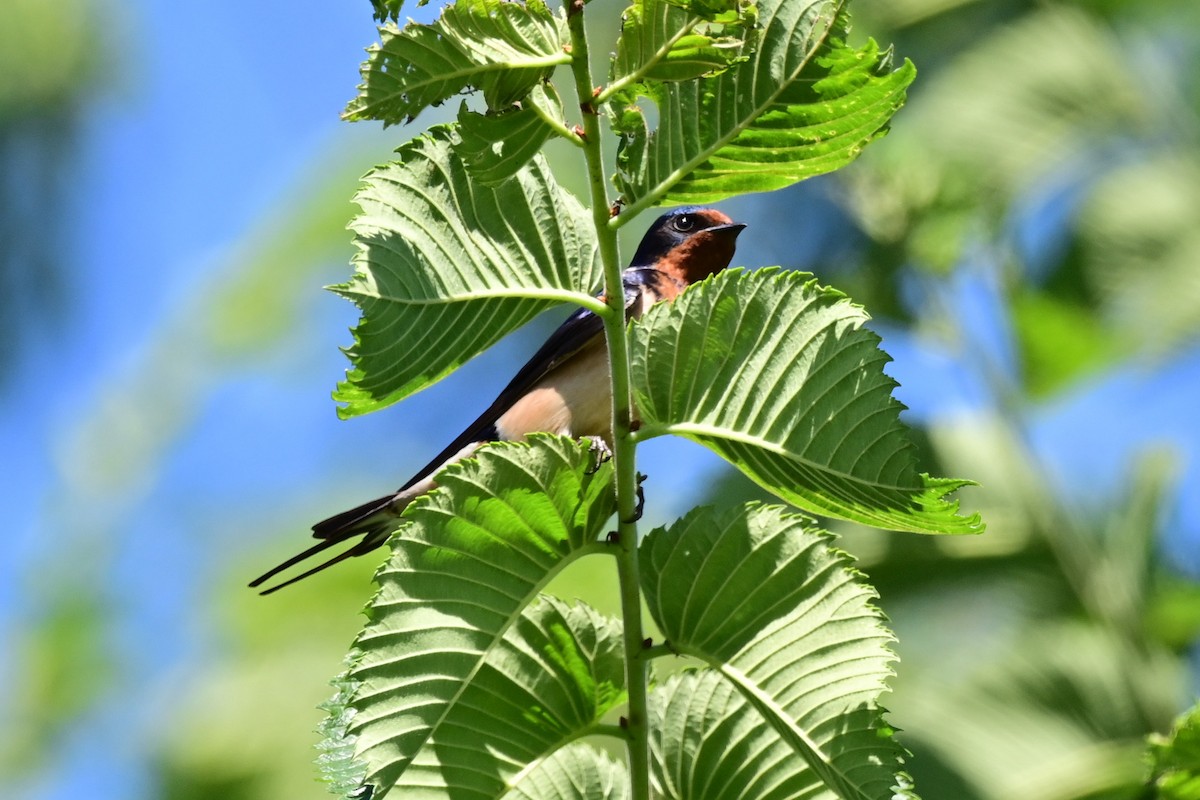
[566, 5, 652, 799]
[528, 84, 585, 147]
[594, 16, 701, 105]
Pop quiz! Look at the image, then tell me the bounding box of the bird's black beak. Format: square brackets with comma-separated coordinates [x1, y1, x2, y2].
[707, 222, 747, 237]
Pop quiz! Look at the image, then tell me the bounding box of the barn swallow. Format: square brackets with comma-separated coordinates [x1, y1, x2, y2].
[250, 207, 744, 594]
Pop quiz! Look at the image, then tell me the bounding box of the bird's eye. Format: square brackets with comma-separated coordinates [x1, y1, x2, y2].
[673, 214, 697, 232]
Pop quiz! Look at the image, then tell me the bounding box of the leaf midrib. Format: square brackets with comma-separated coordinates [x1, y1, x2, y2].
[643, 421, 911, 493]
[616, 0, 846, 220]
[350, 51, 572, 120]
[338, 284, 608, 314]
[358, 541, 612, 789]
[717, 662, 876, 800]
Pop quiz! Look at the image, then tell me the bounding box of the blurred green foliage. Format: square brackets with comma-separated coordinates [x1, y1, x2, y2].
[5, 0, 1199, 797]
[0, 0, 115, 375]
[845, 0, 1200, 385]
[1146, 705, 1200, 799]
[702, 0, 1200, 796]
[0, 0, 118, 784]
[776, 0, 1200, 796]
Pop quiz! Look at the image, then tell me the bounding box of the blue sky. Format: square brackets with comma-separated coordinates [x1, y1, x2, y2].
[3, 1, 1198, 797]
[2, 3, 382, 796]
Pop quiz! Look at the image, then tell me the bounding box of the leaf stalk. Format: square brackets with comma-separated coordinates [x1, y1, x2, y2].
[566, 9, 652, 800]
[595, 17, 702, 105]
[527, 84, 586, 146]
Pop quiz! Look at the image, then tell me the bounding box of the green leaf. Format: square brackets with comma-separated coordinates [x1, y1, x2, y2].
[318, 670, 371, 797]
[1146, 704, 1200, 800]
[345, 0, 569, 125]
[1079, 155, 1200, 357]
[642, 504, 916, 800]
[610, 0, 748, 86]
[498, 743, 629, 800]
[324, 436, 620, 796]
[651, 672, 916, 800]
[665, 0, 747, 21]
[630, 268, 982, 535]
[336, 598, 627, 799]
[369, 0, 402, 24]
[454, 85, 565, 186]
[613, 0, 915, 208]
[334, 125, 600, 418]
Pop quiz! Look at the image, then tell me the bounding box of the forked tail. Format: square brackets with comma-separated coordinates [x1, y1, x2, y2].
[248, 494, 398, 595]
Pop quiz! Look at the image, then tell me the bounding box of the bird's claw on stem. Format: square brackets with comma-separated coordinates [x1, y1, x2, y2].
[585, 436, 612, 475]
[622, 472, 647, 523]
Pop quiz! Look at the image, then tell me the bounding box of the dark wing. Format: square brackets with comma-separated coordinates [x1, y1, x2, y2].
[399, 273, 656, 491]
[252, 275, 643, 594]
[400, 302, 610, 489]
[309, 300, 616, 546]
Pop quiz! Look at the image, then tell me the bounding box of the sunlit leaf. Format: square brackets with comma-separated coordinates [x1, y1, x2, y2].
[663, 0, 745, 22]
[346, 0, 569, 125]
[610, 0, 749, 85]
[319, 671, 371, 797]
[613, 0, 914, 208]
[498, 743, 629, 800]
[321, 436, 620, 796]
[454, 85, 566, 186]
[643, 504, 916, 799]
[1146, 703, 1200, 800]
[631, 269, 982, 535]
[334, 125, 599, 418]
[369, 0, 402, 24]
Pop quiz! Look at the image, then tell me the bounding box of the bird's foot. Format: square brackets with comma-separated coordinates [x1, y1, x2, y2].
[584, 436, 613, 475]
[622, 472, 647, 523]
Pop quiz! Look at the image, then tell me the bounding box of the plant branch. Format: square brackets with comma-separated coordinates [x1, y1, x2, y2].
[594, 17, 703, 105]
[528, 83, 585, 146]
[566, 5, 652, 799]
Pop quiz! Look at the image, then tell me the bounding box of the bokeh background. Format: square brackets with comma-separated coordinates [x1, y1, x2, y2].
[3, 0, 1198, 797]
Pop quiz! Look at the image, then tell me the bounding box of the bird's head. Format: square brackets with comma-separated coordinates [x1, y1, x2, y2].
[628, 207, 746, 285]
